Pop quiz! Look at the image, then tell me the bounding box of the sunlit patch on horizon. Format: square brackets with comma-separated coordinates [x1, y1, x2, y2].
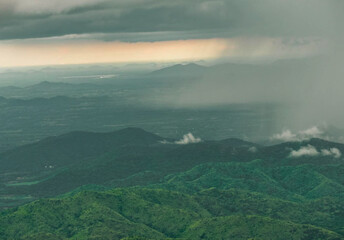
[0, 38, 228, 68]
[0, 36, 325, 68]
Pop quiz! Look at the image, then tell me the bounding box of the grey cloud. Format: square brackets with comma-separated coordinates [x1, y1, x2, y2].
[0, 0, 338, 41]
[1, 0, 106, 14]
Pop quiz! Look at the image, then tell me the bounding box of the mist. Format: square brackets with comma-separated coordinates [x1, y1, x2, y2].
[147, 0, 344, 130]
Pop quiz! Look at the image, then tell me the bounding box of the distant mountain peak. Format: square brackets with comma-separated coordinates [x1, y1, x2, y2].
[150, 63, 206, 76]
[183, 63, 203, 67]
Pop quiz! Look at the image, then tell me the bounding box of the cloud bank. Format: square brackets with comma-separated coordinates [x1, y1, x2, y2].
[289, 145, 342, 158]
[0, 0, 337, 67]
[0, 0, 336, 41]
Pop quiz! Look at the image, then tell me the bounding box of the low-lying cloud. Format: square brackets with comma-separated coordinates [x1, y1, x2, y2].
[175, 133, 202, 145]
[272, 129, 298, 142]
[248, 146, 257, 153]
[272, 126, 323, 142]
[160, 133, 202, 145]
[289, 145, 342, 158]
[289, 145, 320, 158]
[321, 148, 342, 158]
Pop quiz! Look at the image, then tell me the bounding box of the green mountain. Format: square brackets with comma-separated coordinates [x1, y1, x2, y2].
[154, 161, 344, 200]
[184, 215, 341, 240]
[1, 128, 344, 207]
[1, 128, 344, 239]
[0, 127, 164, 173]
[0, 128, 261, 206]
[0, 188, 343, 240]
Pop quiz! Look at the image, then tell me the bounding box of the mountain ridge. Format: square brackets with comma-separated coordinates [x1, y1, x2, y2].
[1, 128, 344, 208]
[150, 63, 207, 77]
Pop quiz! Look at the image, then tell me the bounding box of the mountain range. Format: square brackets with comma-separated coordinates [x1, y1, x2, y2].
[0, 127, 344, 239]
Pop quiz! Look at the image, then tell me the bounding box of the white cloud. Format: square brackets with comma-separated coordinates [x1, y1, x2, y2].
[159, 140, 170, 144]
[271, 129, 297, 142]
[289, 145, 319, 158]
[299, 126, 323, 138]
[321, 148, 342, 158]
[248, 146, 257, 153]
[160, 133, 202, 145]
[321, 149, 332, 156]
[175, 133, 201, 145]
[330, 148, 342, 158]
[271, 126, 323, 142]
[289, 145, 342, 158]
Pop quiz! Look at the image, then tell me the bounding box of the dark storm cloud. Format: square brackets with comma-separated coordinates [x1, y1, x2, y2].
[0, 0, 336, 41]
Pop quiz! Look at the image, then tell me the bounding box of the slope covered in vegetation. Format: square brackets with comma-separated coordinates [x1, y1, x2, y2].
[1, 128, 344, 239]
[0, 188, 343, 240]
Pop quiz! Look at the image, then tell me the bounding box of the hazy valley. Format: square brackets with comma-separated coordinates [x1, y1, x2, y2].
[1, 1, 343, 237]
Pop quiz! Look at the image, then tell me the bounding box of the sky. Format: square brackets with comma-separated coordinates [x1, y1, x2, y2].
[0, 0, 343, 129]
[0, 0, 340, 67]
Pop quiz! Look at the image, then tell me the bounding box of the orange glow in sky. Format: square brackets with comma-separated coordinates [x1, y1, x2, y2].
[0, 38, 229, 67]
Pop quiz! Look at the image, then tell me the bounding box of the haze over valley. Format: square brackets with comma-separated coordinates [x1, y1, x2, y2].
[0, 0, 343, 239]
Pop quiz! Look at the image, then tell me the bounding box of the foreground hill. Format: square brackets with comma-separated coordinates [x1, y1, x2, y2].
[0, 188, 342, 240]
